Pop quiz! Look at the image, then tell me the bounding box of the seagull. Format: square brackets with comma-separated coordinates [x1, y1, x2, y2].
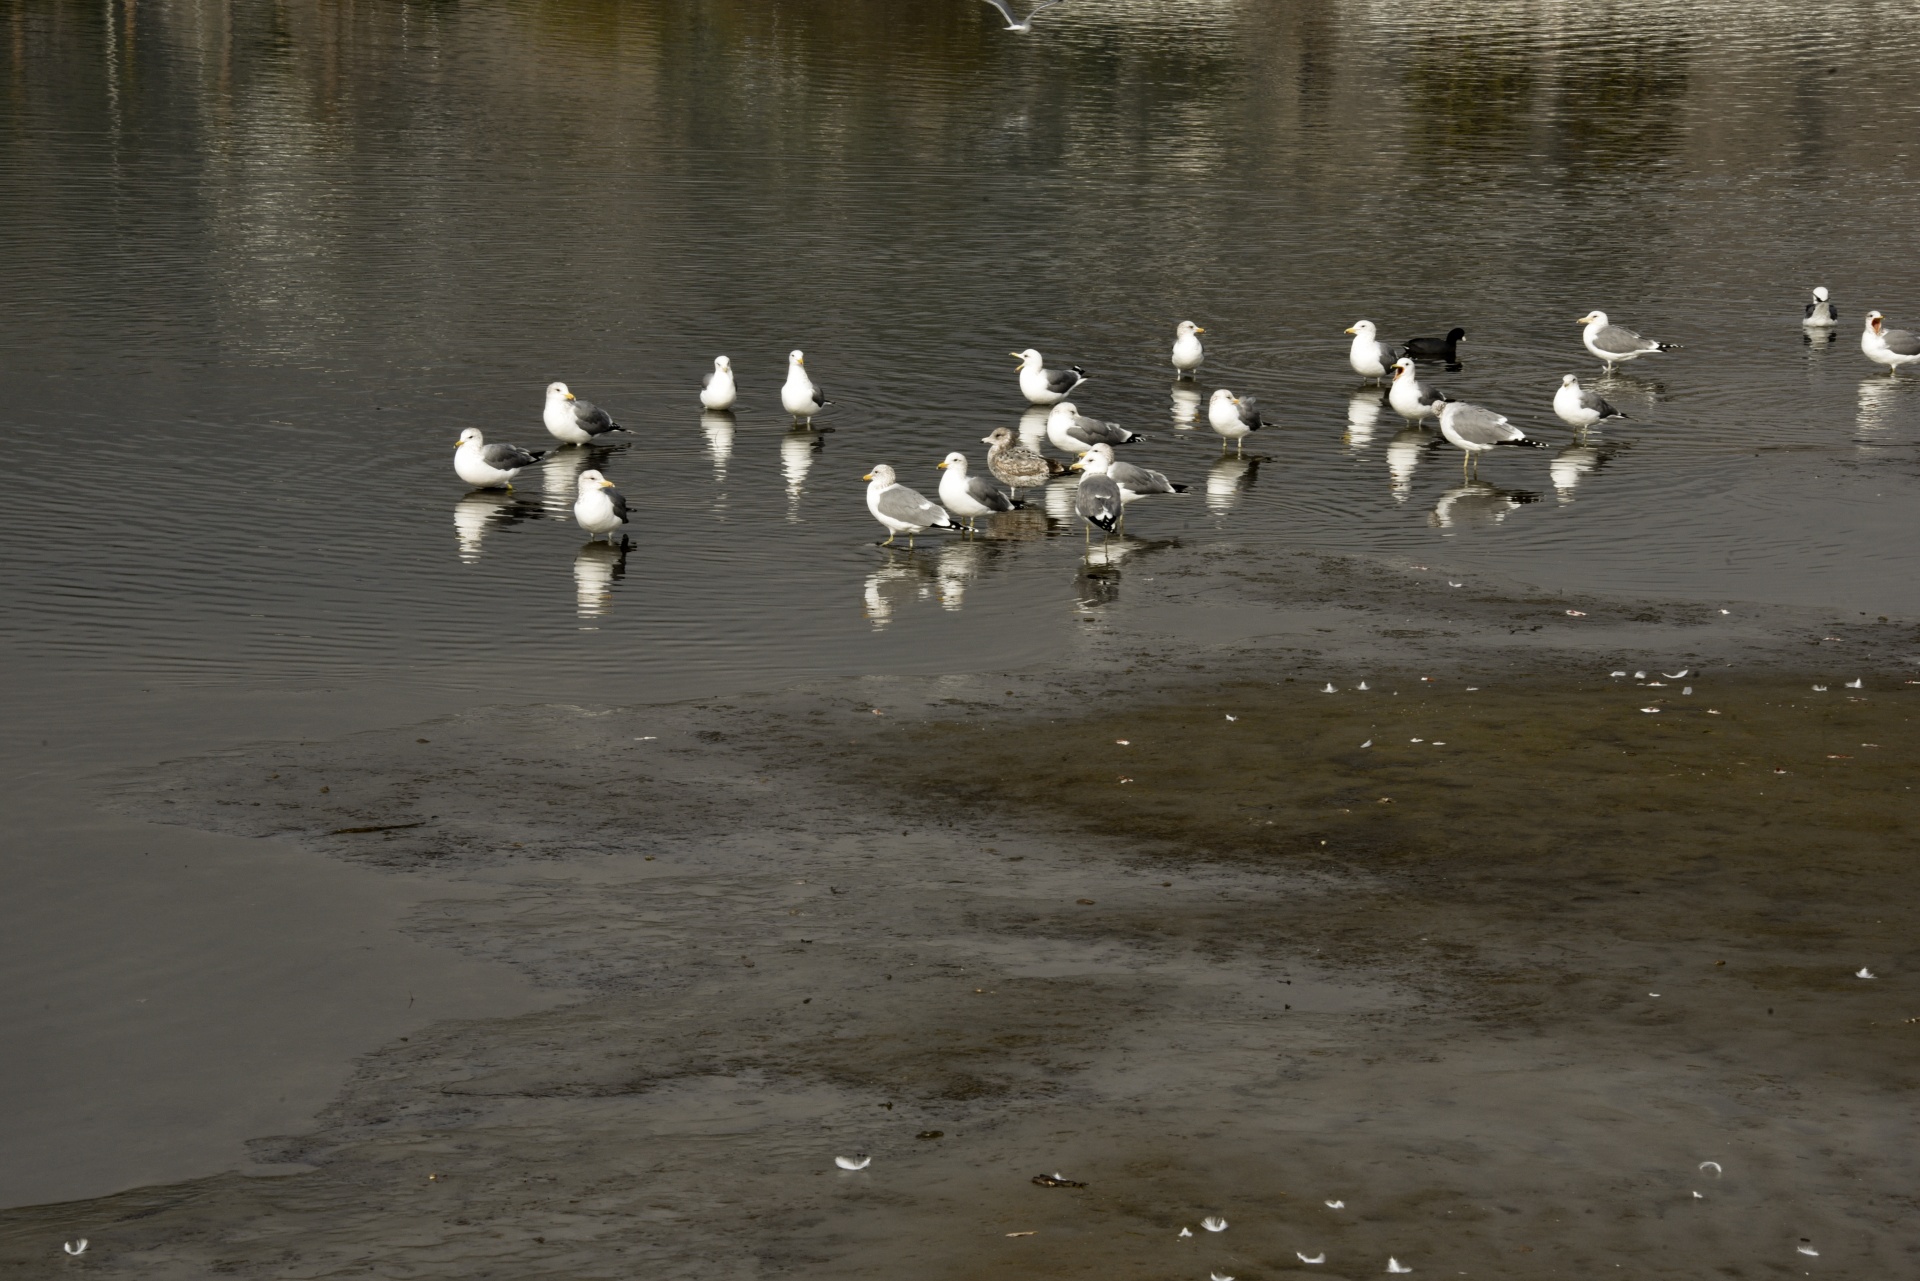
[1345, 320, 1401, 381]
[1078, 442, 1187, 505]
[1402, 326, 1466, 362]
[1047, 401, 1141, 453]
[1553, 374, 1629, 433]
[834, 1154, 871, 1170]
[782, 350, 831, 421]
[1172, 320, 1206, 375]
[63, 1240, 87, 1257]
[981, 426, 1068, 495]
[1804, 286, 1839, 328]
[1070, 449, 1124, 542]
[1862, 311, 1920, 375]
[1387, 1259, 1413, 1274]
[1388, 358, 1443, 424]
[700, 356, 737, 410]
[864, 464, 960, 547]
[1435, 395, 1547, 477]
[1856, 966, 1875, 979]
[1577, 311, 1677, 372]
[1201, 1215, 1228, 1232]
[573, 469, 630, 542]
[937, 451, 1020, 530]
[544, 381, 630, 445]
[1014, 348, 1088, 405]
[1178, 1227, 1193, 1239]
[980, 0, 1063, 32]
[1297, 1252, 1326, 1265]
[1207, 388, 1270, 453]
[454, 428, 548, 489]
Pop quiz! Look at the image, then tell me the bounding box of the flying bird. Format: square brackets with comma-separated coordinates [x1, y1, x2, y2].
[980, 0, 1064, 32]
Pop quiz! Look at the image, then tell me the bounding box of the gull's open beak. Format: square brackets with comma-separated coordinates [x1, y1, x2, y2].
[1010, 352, 1026, 361]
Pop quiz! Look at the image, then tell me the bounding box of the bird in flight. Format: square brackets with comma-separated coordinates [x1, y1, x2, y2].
[980, 0, 1064, 33]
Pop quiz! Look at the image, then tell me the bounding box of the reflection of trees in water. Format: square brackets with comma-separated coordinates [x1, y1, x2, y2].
[1404, 36, 1537, 154]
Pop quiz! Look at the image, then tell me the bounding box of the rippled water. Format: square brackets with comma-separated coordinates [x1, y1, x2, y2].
[3, 0, 1919, 734]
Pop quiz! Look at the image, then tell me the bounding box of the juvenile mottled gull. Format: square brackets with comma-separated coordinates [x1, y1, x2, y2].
[544, 381, 630, 445]
[1014, 348, 1088, 406]
[937, 451, 1019, 530]
[454, 427, 548, 489]
[980, 0, 1063, 32]
[573, 469, 631, 542]
[863, 463, 959, 546]
[1047, 401, 1141, 453]
[700, 356, 737, 410]
[1804, 286, 1839, 328]
[1862, 311, 1920, 375]
[1345, 320, 1402, 381]
[1434, 396, 1547, 477]
[1387, 359, 1443, 425]
[1402, 327, 1466, 362]
[1553, 374, 1628, 432]
[981, 426, 1067, 494]
[1207, 387, 1269, 452]
[1577, 311, 1677, 372]
[1172, 320, 1205, 375]
[781, 350, 831, 422]
[1078, 442, 1186, 505]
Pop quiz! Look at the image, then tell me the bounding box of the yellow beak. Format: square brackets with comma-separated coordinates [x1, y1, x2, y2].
[1010, 352, 1026, 361]
[862, 472, 874, 481]
[937, 461, 950, 469]
[565, 393, 576, 401]
[1343, 326, 1357, 335]
[599, 480, 614, 489]
[1194, 327, 1205, 334]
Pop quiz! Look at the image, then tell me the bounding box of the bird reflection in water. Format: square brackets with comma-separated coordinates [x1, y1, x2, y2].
[542, 445, 616, 519]
[573, 538, 630, 618]
[862, 552, 936, 630]
[1043, 478, 1079, 524]
[1549, 440, 1625, 503]
[1387, 426, 1440, 503]
[702, 411, 735, 484]
[782, 429, 827, 521]
[1206, 453, 1257, 514]
[989, 507, 1050, 541]
[1170, 382, 1201, 429]
[1346, 388, 1386, 450]
[1857, 376, 1905, 434]
[1018, 406, 1052, 454]
[1428, 481, 1541, 530]
[453, 491, 542, 563]
[936, 539, 992, 611]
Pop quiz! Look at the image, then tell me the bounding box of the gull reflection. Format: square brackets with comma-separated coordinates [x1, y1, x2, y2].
[1170, 382, 1202, 429]
[936, 539, 991, 611]
[1018, 406, 1052, 454]
[1428, 481, 1541, 530]
[989, 508, 1051, 541]
[542, 445, 614, 519]
[1206, 454, 1257, 514]
[1387, 426, 1438, 503]
[702, 411, 735, 483]
[1548, 441, 1626, 503]
[453, 491, 542, 563]
[1044, 477, 1079, 524]
[862, 553, 935, 630]
[573, 538, 630, 617]
[1346, 388, 1386, 449]
[782, 429, 826, 521]
[1857, 376, 1903, 434]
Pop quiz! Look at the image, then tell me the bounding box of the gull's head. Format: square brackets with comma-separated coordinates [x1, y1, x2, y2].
[577, 468, 609, 492]
[1813, 286, 1830, 302]
[982, 427, 1012, 446]
[1392, 357, 1413, 379]
[1578, 310, 1606, 326]
[546, 380, 570, 401]
[1209, 388, 1234, 403]
[788, 349, 805, 366]
[939, 451, 967, 472]
[865, 464, 896, 485]
[714, 355, 731, 371]
[1346, 320, 1375, 337]
[1014, 348, 1042, 367]
[1087, 442, 1116, 467]
[1177, 320, 1204, 337]
[1561, 373, 1579, 387]
[1050, 400, 1076, 418]
[457, 427, 484, 447]
[1868, 310, 1886, 332]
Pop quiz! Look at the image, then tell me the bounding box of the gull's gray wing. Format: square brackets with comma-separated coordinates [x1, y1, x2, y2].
[877, 483, 948, 528]
[1109, 460, 1184, 495]
[481, 442, 546, 469]
[1446, 405, 1526, 446]
[1579, 388, 1625, 418]
[979, 0, 1019, 21]
[574, 398, 624, 435]
[1375, 340, 1402, 367]
[1044, 366, 1086, 394]
[1074, 474, 1123, 530]
[1590, 324, 1657, 356]
[701, 370, 716, 389]
[1076, 416, 1139, 446]
[607, 486, 632, 523]
[1027, 0, 1065, 14]
[1238, 396, 1271, 429]
[1884, 328, 1920, 356]
[965, 474, 1017, 511]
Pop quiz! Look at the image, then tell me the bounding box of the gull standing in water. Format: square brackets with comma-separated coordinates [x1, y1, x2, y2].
[1861, 311, 1920, 375]
[1076, 441, 1186, 509]
[937, 451, 1020, 531]
[979, 0, 1063, 32]
[1014, 348, 1088, 405]
[700, 356, 737, 410]
[981, 426, 1066, 496]
[1171, 320, 1205, 376]
[1207, 387, 1270, 453]
[1553, 374, 1628, 433]
[1069, 448, 1124, 542]
[1434, 395, 1547, 478]
[544, 381, 631, 445]
[1577, 311, 1677, 372]
[573, 469, 630, 542]
[781, 350, 831, 422]
[1387, 358, 1443, 425]
[863, 464, 960, 546]
[454, 428, 548, 489]
[1804, 286, 1839, 328]
[1047, 401, 1141, 453]
[1345, 320, 1401, 382]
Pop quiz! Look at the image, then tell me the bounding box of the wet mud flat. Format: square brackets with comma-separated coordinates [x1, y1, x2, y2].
[4, 564, 1920, 1279]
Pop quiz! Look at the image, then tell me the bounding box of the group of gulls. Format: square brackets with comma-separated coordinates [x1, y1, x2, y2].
[452, 286, 1901, 550]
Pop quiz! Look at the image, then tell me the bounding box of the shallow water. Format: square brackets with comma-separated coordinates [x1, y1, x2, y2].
[4, 0, 1920, 1219]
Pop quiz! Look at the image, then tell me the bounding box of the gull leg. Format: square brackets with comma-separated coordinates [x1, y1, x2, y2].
[882, 530, 896, 547]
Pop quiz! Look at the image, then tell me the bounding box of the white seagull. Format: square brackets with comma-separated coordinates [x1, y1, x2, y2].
[1077, 442, 1187, 505]
[936, 451, 1020, 530]
[1014, 348, 1088, 405]
[1862, 311, 1920, 375]
[1047, 401, 1141, 453]
[864, 464, 959, 547]
[980, 0, 1063, 32]
[1388, 358, 1443, 425]
[454, 428, 548, 489]
[700, 356, 737, 410]
[1577, 310, 1677, 372]
[1207, 388, 1270, 453]
[834, 1154, 871, 1170]
[544, 381, 631, 445]
[781, 350, 831, 422]
[573, 469, 630, 542]
[1804, 286, 1838, 328]
[1553, 374, 1629, 433]
[1345, 319, 1401, 381]
[1435, 395, 1547, 478]
[1172, 320, 1205, 375]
